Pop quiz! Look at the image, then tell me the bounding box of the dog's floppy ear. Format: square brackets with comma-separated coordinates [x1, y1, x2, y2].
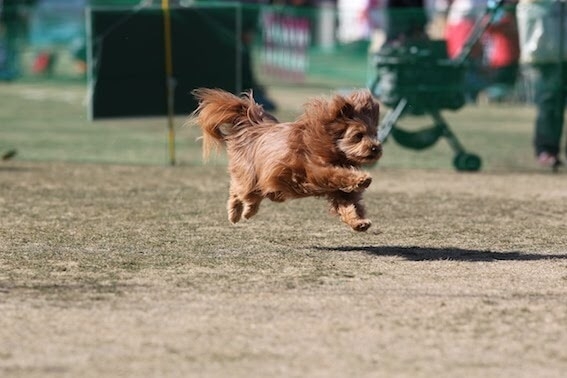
[349, 90, 380, 125]
[340, 102, 355, 119]
[331, 96, 355, 120]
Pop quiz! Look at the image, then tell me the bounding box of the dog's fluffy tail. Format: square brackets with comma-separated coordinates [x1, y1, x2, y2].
[191, 88, 270, 159]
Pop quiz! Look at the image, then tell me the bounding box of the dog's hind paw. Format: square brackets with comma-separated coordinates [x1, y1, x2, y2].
[228, 202, 243, 224]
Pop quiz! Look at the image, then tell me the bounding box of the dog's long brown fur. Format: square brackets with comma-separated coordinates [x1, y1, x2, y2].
[191, 88, 382, 231]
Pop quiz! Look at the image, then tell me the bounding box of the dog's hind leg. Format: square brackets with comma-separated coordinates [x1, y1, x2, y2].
[227, 192, 244, 224]
[328, 192, 372, 232]
[243, 192, 263, 220]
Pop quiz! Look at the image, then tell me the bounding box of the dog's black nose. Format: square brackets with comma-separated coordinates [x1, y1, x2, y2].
[371, 145, 382, 154]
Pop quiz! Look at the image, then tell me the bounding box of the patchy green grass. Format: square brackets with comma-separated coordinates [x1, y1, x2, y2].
[0, 81, 545, 171]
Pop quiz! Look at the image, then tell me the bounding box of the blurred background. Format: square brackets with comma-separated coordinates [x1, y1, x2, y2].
[0, 0, 565, 170]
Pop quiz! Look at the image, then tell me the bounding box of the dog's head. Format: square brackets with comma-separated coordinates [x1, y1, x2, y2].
[302, 90, 382, 166]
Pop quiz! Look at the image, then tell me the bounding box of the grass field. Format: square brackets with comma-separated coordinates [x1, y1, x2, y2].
[1, 81, 567, 377]
[0, 81, 547, 170]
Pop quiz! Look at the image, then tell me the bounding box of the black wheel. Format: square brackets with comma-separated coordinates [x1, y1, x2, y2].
[453, 153, 482, 172]
[391, 125, 443, 150]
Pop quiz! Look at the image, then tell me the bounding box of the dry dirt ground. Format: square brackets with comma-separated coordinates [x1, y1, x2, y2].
[1, 161, 566, 377]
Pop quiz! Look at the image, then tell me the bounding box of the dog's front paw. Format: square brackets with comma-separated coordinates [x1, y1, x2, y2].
[355, 176, 372, 191]
[341, 174, 372, 193]
[351, 219, 372, 232]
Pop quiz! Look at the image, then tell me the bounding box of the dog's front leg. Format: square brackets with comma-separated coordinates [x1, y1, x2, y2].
[328, 192, 372, 232]
[306, 166, 372, 193]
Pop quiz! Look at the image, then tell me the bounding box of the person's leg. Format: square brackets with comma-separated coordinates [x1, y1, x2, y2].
[445, 20, 485, 102]
[563, 62, 567, 160]
[533, 64, 565, 161]
[240, 6, 277, 111]
[0, 20, 20, 80]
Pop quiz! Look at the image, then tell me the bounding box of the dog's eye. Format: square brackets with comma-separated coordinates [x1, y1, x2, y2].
[353, 132, 364, 141]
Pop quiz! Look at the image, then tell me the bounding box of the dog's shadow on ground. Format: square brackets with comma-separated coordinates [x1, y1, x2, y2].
[315, 245, 567, 262]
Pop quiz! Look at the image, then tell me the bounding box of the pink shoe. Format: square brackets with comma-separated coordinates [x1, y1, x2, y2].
[537, 152, 562, 170]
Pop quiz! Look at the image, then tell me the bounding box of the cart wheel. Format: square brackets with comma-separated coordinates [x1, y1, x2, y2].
[453, 153, 482, 172]
[391, 125, 443, 150]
